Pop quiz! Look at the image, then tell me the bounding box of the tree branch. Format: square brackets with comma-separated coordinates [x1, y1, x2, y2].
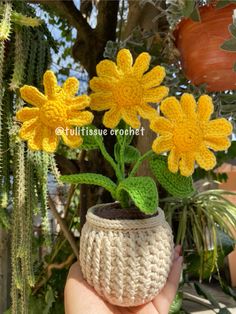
[30, 0, 93, 39]
[48, 195, 79, 259]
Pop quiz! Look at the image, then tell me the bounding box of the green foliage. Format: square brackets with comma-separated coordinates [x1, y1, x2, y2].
[60, 173, 117, 199]
[182, 0, 195, 18]
[79, 125, 103, 150]
[169, 292, 183, 313]
[115, 143, 140, 164]
[11, 11, 42, 27]
[194, 282, 232, 313]
[221, 37, 236, 51]
[186, 229, 235, 280]
[216, 0, 235, 9]
[117, 177, 158, 214]
[149, 156, 195, 198]
[164, 189, 236, 280]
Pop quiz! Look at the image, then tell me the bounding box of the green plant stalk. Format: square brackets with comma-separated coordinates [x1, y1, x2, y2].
[95, 137, 123, 182]
[119, 124, 128, 179]
[129, 150, 154, 177]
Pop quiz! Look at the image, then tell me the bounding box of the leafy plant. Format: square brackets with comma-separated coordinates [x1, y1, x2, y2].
[164, 189, 236, 280]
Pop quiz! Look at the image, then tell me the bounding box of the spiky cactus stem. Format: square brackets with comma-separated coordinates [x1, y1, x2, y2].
[0, 2, 12, 40]
[9, 27, 28, 91]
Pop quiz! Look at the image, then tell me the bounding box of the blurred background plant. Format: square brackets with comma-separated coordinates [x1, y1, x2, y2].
[0, 0, 236, 313]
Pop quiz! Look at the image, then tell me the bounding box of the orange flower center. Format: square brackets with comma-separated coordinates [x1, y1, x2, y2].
[112, 76, 143, 107]
[40, 100, 68, 128]
[173, 120, 202, 152]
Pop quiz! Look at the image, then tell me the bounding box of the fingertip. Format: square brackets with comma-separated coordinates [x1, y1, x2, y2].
[174, 245, 182, 260]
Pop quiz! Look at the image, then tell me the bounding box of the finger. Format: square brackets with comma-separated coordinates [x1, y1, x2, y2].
[152, 256, 183, 314]
[67, 261, 84, 281]
[174, 245, 182, 259]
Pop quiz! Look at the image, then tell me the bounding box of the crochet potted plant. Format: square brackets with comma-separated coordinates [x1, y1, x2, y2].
[175, 3, 236, 92]
[15, 49, 232, 307]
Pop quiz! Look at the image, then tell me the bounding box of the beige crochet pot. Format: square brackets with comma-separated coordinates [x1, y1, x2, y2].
[79, 203, 174, 307]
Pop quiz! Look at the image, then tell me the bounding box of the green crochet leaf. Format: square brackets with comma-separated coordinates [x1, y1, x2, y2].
[60, 173, 117, 199]
[124, 145, 141, 164]
[80, 125, 103, 150]
[114, 143, 140, 164]
[117, 177, 158, 214]
[149, 156, 195, 198]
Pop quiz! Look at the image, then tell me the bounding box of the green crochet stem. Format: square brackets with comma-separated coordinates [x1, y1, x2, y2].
[129, 150, 154, 177]
[119, 124, 128, 179]
[95, 137, 123, 182]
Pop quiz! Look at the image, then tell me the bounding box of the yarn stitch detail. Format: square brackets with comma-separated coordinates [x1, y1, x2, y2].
[80, 203, 174, 307]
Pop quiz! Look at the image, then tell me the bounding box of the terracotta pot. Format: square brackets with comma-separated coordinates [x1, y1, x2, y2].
[175, 4, 236, 92]
[79, 203, 174, 307]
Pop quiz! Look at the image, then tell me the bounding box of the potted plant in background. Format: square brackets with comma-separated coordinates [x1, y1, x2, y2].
[16, 48, 233, 307]
[174, 1, 236, 92]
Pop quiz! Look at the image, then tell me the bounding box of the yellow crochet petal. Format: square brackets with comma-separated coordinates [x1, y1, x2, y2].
[90, 77, 115, 92]
[141, 66, 166, 89]
[61, 130, 83, 148]
[62, 77, 79, 97]
[43, 70, 58, 99]
[20, 86, 46, 107]
[42, 128, 59, 153]
[168, 148, 180, 173]
[121, 107, 140, 129]
[204, 118, 233, 137]
[150, 116, 173, 134]
[137, 103, 157, 120]
[197, 95, 214, 121]
[204, 137, 231, 151]
[117, 49, 133, 73]
[160, 96, 183, 122]
[152, 134, 173, 154]
[28, 125, 43, 151]
[143, 86, 169, 103]
[90, 92, 113, 111]
[16, 107, 39, 122]
[96, 60, 120, 78]
[196, 145, 216, 171]
[179, 152, 195, 177]
[180, 93, 197, 119]
[68, 95, 90, 110]
[103, 106, 122, 129]
[132, 52, 151, 78]
[19, 118, 39, 140]
[67, 111, 94, 126]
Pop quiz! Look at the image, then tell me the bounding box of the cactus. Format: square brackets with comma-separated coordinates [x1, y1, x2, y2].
[0, 2, 12, 41]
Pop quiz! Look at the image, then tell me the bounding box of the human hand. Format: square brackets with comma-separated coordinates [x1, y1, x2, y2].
[64, 246, 183, 314]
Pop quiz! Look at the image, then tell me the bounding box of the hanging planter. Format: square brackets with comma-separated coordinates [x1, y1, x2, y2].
[175, 4, 236, 92]
[79, 203, 174, 306]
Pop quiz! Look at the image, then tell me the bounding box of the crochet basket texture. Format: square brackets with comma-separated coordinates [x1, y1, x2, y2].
[79, 203, 174, 307]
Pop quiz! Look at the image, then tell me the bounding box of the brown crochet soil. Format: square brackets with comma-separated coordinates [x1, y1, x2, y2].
[93, 203, 158, 220]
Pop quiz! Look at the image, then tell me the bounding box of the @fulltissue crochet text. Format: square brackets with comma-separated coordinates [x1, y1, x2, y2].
[55, 126, 145, 137]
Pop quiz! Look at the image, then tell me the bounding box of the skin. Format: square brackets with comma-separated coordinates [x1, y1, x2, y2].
[64, 246, 183, 314]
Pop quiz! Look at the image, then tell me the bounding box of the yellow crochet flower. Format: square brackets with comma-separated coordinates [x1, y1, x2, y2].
[89, 49, 169, 129]
[17, 70, 93, 153]
[151, 93, 232, 177]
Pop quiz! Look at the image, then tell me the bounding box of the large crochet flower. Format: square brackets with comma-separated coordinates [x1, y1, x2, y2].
[16, 71, 93, 153]
[151, 93, 232, 176]
[89, 49, 169, 129]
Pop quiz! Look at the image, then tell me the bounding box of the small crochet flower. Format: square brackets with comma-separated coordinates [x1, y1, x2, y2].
[17, 70, 93, 153]
[89, 49, 169, 129]
[151, 93, 232, 176]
